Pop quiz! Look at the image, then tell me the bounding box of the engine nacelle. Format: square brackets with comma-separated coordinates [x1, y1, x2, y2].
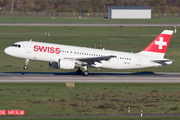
[49, 59, 75, 69]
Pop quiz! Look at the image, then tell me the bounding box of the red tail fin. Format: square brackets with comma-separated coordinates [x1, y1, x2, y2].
[139, 30, 173, 58]
[143, 30, 173, 53]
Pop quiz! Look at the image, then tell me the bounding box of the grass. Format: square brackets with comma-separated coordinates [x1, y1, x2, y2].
[0, 116, 180, 120]
[1, 26, 180, 119]
[0, 117, 180, 120]
[0, 83, 180, 116]
[0, 26, 180, 72]
[1, 16, 180, 23]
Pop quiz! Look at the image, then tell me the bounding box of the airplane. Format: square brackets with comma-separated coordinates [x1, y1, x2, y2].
[4, 29, 174, 76]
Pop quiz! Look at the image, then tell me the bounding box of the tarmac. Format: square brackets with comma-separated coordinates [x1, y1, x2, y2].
[0, 72, 180, 83]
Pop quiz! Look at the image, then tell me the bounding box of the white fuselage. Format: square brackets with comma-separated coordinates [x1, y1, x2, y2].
[4, 41, 171, 70]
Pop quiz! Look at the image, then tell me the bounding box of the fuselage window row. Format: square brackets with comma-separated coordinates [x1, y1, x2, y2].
[12, 44, 21, 48]
[61, 49, 131, 60]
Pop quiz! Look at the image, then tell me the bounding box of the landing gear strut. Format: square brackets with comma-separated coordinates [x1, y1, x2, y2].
[23, 59, 29, 70]
[82, 66, 89, 76]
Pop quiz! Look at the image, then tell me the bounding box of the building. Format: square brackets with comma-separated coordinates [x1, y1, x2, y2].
[108, 6, 151, 19]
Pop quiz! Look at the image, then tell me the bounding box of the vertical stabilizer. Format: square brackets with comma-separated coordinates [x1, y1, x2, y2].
[138, 30, 173, 58]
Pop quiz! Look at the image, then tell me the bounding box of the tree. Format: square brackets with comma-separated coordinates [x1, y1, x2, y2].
[90, 0, 103, 12]
[1, 0, 180, 13]
[0, 0, 6, 6]
[171, 6, 179, 13]
[152, 0, 165, 7]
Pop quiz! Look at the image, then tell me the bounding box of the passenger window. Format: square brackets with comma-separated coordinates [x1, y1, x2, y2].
[12, 44, 21, 48]
[12, 44, 16, 47]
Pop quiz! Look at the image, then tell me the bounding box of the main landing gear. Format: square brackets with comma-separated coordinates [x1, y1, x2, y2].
[83, 71, 89, 76]
[76, 66, 89, 76]
[23, 59, 29, 70]
[76, 68, 82, 75]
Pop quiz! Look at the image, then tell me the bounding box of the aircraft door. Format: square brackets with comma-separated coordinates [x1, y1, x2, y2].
[26, 42, 32, 53]
[136, 55, 141, 66]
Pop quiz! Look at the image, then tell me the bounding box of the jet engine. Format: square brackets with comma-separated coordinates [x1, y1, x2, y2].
[49, 59, 75, 69]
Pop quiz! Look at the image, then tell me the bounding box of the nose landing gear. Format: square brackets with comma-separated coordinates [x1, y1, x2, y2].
[23, 59, 29, 70]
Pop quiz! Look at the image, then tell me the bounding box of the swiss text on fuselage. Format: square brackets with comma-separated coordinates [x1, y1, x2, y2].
[34, 45, 60, 54]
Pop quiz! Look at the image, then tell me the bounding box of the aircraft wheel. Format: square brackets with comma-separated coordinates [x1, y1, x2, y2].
[23, 65, 28, 70]
[83, 71, 89, 76]
[76, 70, 82, 75]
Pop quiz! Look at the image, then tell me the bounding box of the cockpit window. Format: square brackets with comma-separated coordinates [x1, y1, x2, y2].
[12, 44, 21, 48]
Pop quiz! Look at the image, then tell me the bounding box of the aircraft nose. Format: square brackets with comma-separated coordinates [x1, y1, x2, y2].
[4, 47, 11, 55]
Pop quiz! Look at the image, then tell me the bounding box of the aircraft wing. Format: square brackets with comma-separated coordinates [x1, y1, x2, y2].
[66, 55, 116, 65]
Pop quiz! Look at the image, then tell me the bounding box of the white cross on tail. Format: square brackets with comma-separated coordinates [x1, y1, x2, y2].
[155, 37, 167, 49]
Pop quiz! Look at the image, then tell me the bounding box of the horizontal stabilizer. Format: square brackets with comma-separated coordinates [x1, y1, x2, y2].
[151, 59, 173, 65]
